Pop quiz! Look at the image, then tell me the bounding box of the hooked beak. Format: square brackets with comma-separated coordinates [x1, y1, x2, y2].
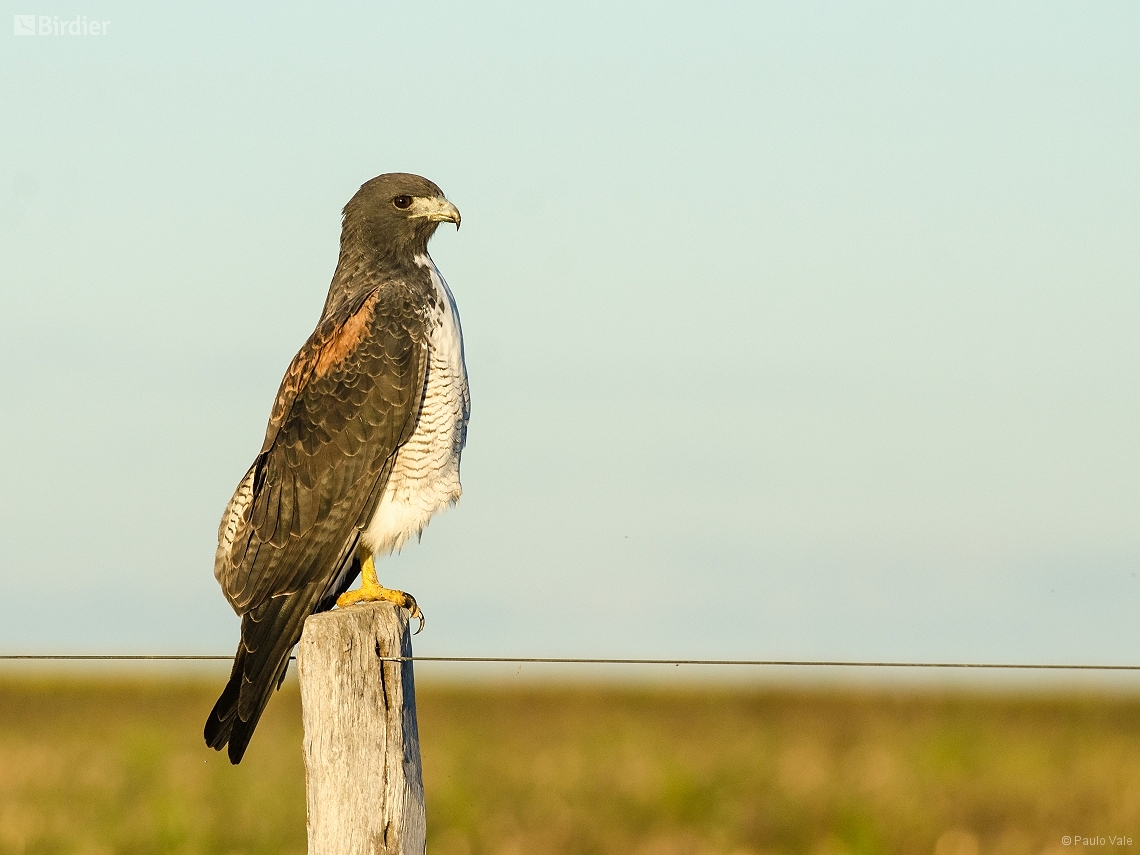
[410, 196, 461, 230]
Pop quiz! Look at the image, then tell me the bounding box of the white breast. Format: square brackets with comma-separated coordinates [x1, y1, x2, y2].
[361, 254, 470, 557]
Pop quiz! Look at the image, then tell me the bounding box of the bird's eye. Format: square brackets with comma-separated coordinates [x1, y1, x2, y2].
[393, 195, 413, 210]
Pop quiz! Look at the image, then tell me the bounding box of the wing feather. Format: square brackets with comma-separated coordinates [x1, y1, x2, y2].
[205, 166, 471, 764]
[214, 284, 429, 612]
[207, 280, 430, 764]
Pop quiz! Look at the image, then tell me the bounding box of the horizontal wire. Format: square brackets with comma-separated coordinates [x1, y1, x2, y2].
[383, 658, 1140, 671]
[0, 661, 235, 665]
[1, 654, 1139, 670]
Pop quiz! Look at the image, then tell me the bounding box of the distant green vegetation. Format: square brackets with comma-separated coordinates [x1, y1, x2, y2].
[1, 676, 1138, 854]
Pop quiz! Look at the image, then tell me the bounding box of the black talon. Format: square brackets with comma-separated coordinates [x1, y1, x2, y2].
[403, 594, 425, 635]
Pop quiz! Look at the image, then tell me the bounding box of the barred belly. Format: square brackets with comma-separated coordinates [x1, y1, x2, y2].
[361, 255, 469, 557]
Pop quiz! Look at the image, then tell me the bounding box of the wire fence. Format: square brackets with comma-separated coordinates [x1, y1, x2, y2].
[1, 654, 1139, 670]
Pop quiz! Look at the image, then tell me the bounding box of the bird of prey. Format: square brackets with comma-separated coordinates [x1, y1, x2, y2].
[204, 173, 468, 764]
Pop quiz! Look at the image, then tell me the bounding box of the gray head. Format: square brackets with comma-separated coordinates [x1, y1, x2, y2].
[341, 173, 461, 259]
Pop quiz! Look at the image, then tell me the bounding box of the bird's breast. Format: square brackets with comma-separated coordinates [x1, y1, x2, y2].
[361, 255, 469, 557]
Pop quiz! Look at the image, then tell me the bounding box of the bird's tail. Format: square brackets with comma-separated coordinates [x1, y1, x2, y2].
[204, 583, 324, 764]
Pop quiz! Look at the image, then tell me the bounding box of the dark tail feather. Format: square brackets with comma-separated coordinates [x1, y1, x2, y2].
[203, 647, 291, 764]
[203, 652, 244, 750]
[203, 584, 323, 764]
[204, 540, 361, 764]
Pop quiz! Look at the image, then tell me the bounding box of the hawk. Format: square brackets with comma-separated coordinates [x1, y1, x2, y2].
[204, 173, 468, 764]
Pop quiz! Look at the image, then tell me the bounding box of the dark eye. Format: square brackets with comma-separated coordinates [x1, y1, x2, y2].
[393, 195, 413, 210]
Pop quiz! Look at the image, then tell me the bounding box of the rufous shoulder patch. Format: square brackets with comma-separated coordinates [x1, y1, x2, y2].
[313, 292, 379, 378]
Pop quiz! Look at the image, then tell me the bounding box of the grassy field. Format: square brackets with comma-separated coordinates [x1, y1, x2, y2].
[0, 676, 1138, 855]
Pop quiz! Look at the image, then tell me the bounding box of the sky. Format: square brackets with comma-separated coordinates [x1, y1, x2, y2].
[1, 2, 1138, 677]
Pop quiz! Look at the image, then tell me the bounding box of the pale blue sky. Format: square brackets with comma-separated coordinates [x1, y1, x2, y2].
[1, 2, 1138, 672]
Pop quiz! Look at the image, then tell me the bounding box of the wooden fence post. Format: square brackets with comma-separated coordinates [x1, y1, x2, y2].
[297, 601, 426, 855]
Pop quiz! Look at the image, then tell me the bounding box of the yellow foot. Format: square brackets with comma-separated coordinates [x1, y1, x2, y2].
[336, 556, 425, 633]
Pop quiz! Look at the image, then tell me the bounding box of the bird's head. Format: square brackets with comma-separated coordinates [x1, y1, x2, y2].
[342, 173, 461, 258]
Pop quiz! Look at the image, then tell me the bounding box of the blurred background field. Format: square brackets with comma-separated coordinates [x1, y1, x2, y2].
[2, 676, 1139, 855]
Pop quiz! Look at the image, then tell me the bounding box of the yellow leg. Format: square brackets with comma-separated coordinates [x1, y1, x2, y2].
[336, 555, 425, 633]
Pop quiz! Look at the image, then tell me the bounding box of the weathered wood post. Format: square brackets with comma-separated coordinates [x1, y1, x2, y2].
[297, 601, 426, 855]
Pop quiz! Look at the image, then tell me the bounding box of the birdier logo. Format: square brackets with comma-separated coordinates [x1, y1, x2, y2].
[13, 14, 110, 36]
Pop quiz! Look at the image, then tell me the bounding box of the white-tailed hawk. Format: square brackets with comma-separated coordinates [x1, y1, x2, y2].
[204, 173, 468, 764]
